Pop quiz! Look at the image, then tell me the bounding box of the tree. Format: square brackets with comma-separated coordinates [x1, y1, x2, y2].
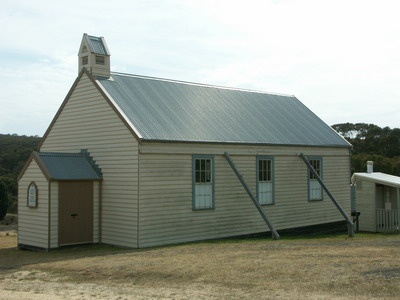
[0, 133, 41, 212]
[332, 123, 400, 176]
[0, 179, 10, 220]
[332, 123, 400, 157]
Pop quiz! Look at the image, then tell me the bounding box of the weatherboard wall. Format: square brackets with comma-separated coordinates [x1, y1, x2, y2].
[137, 143, 351, 248]
[356, 181, 377, 232]
[18, 159, 49, 249]
[40, 73, 139, 248]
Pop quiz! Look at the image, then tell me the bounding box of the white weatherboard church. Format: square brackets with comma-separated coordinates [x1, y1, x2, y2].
[18, 34, 352, 250]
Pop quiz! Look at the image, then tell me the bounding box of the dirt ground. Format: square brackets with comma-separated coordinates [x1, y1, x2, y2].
[1, 228, 399, 299]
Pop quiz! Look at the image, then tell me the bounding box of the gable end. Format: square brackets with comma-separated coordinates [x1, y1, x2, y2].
[38, 69, 141, 151]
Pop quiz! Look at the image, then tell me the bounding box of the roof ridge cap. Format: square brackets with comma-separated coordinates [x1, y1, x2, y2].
[109, 71, 295, 97]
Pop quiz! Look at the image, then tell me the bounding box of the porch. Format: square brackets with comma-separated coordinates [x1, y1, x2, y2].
[376, 209, 399, 232]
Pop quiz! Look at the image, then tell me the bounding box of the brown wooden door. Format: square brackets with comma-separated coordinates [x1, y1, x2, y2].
[59, 181, 93, 246]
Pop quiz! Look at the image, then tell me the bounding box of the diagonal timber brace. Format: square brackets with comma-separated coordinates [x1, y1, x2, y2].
[299, 153, 354, 237]
[224, 152, 280, 240]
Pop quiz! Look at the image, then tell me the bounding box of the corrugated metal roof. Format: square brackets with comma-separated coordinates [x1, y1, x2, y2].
[35, 152, 102, 180]
[97, 72, 351, 147]
[352, 172, 400, 188]
[86, 35, 109, 55]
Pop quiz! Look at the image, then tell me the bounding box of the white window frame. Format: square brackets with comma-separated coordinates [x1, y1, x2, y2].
[308, 157, 323, 201]
[192, 155, 215, 210]
[257, 156, 274, 205]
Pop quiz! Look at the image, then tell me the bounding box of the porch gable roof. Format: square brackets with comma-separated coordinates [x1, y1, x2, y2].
[33, 151, 103, 181]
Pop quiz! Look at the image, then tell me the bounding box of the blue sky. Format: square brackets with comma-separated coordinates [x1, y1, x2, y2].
[1, 0, 399, 136]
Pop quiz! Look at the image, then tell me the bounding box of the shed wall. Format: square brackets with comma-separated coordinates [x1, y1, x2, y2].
[40, 73, 139, 248]
[356, 180, 376, 232]
[18, 160, 50, 249]
[138, 143, 351, 247]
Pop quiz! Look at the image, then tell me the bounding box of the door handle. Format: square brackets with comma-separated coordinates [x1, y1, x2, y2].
[71, 213, 78, 219]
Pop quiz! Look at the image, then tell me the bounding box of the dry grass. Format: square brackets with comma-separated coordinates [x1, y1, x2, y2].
[0, 232, 399, 299]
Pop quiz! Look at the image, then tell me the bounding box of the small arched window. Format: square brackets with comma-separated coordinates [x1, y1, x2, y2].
[27, 182, 38, 208]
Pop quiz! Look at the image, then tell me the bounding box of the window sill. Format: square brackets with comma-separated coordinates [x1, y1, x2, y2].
[308, 198, 323, 202]
[193, 207, 215, 211]
[260, 202, 275, 206]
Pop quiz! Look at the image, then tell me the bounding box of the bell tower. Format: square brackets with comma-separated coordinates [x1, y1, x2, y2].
[78, 33, 111, 78]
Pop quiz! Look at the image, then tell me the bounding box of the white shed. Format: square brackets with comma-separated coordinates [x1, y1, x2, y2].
[351, 165, 400, 232]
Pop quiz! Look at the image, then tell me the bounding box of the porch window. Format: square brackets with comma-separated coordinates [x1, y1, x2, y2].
[308, 157, 323, 201]
[192, 155, 214, 210]
[257, 157, 274, 205]
[27, 182, 38, 208]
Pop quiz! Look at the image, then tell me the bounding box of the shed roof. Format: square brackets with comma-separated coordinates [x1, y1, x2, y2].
[96, 72, 350, 147]
[352, 172, 400, 188]
[33, 151, 102, 181]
